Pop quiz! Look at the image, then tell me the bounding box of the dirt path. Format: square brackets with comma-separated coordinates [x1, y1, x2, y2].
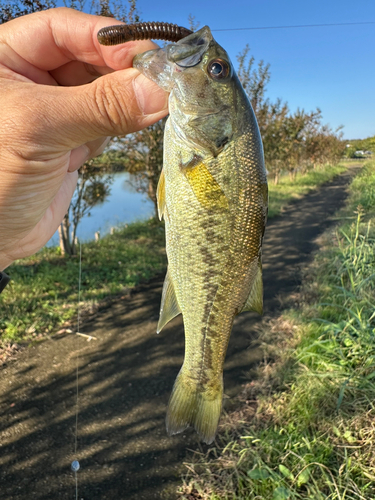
[0, 167, 359, 500]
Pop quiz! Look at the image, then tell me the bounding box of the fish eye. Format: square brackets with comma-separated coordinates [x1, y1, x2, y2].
[207, 58, 231, 80]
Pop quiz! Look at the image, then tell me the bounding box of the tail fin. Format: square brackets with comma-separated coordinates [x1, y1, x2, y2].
[166, 370, 223, 444]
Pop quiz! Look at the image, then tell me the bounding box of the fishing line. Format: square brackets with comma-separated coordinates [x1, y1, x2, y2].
[212, 20, 375, 32]
[76, 242, 82, 455]
[71, 241, 82, 500]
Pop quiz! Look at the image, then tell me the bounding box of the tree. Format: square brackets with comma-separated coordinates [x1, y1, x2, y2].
[0, 0, 55, 23]
[344, 136, 375, 158]
[237, 44, 270, 117]
[257, 99, 289, 183]
[237, 46, 345, 183]
[89, 0, 139, 23]
[58, 159, 113, 255]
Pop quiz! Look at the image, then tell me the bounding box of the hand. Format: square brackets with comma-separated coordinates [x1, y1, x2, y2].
[0, 8, 168, 270]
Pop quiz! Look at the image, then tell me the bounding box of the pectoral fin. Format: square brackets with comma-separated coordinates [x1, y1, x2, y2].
[156, 169, 166, 221]
[240, 259, 263, 315]
[182, 155, 228, 210]
[157, 269, 182, 333]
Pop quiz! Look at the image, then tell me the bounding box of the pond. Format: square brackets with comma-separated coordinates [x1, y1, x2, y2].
[48, 172, 155, 246]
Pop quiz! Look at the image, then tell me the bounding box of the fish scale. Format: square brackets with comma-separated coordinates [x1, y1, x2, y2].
[133, 25, 268, 443]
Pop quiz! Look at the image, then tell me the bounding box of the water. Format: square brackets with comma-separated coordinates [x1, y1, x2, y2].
[48, 173, 155, 246]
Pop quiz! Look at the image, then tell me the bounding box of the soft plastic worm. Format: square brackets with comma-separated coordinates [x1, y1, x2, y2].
[97, 22, 193, 46]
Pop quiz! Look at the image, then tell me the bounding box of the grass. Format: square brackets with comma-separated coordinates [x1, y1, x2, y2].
[0, 162, 349, 350]
[0, 219, 166, 346]
[267, 163, 347, 218]
[177, 162, 375, 500]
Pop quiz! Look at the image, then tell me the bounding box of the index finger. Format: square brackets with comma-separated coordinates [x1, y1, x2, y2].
[0, 8, 158, 73]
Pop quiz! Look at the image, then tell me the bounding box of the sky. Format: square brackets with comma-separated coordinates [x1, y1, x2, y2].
[109, 0, 375, 140]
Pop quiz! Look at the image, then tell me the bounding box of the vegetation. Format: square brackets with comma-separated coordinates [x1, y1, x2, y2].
[113, 119, 166, 219]
[0, 219, 166, 345]
[0, 0, 55, 23]
[237, 46, 345, 185]
[119, 45, 346, 213]
[0, 2, 371, 496]
[344, 135, 375, 159]
[58, 160, 114, 255]
[267, 162, 346, 218]
[0, 0, 347, 241]
[178, 162, 375, 500]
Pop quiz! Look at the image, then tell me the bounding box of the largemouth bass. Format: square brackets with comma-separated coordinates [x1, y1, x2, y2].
[133, 26, 268, 444]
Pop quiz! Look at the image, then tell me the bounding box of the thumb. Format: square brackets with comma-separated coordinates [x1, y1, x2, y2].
[75, 68, 169, 140]
[30, 68, 169, 154]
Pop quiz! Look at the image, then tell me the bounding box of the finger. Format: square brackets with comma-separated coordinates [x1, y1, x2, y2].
[90, 136, 111, 158]
[76, 70, 169, 139]
[22, 69, 168, 156]
[68, 137, 110, 172]
[49, 61, 113, 86]
[0, 8, 159, 79]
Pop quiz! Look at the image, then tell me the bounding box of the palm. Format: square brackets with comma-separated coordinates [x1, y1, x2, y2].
[6, 170, 78, 262]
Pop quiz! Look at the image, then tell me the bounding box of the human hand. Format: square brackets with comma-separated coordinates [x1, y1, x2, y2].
[0, 8, 168, 270]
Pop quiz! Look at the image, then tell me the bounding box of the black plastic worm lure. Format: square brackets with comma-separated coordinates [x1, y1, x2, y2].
[97, 22, 193, 46]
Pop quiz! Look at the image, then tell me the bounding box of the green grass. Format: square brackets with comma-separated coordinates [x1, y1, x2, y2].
[268, 163, 347, 218]
[0, 219, 166, 345]
[178, 162, 375, 500]
[0, 162, 348, 348]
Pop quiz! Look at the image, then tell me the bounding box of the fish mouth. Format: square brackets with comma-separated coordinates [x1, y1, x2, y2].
[133, 47, 174, 91]
[133, 26, 213, 90]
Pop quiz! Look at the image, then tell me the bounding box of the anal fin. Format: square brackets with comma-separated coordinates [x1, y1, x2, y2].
[240, 259, 263, 315]
[157, 269, 181, 333]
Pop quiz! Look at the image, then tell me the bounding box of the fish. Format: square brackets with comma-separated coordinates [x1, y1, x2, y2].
[133, 26, 268, 444]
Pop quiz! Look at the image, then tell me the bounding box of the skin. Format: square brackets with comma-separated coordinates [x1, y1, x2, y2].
[0, 8, 168, 271]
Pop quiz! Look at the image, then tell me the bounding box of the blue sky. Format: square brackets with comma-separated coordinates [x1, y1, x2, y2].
[114, 0, 374, 140]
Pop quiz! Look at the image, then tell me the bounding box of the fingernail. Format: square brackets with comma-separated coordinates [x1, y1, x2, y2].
[133, 74, 169, 116]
